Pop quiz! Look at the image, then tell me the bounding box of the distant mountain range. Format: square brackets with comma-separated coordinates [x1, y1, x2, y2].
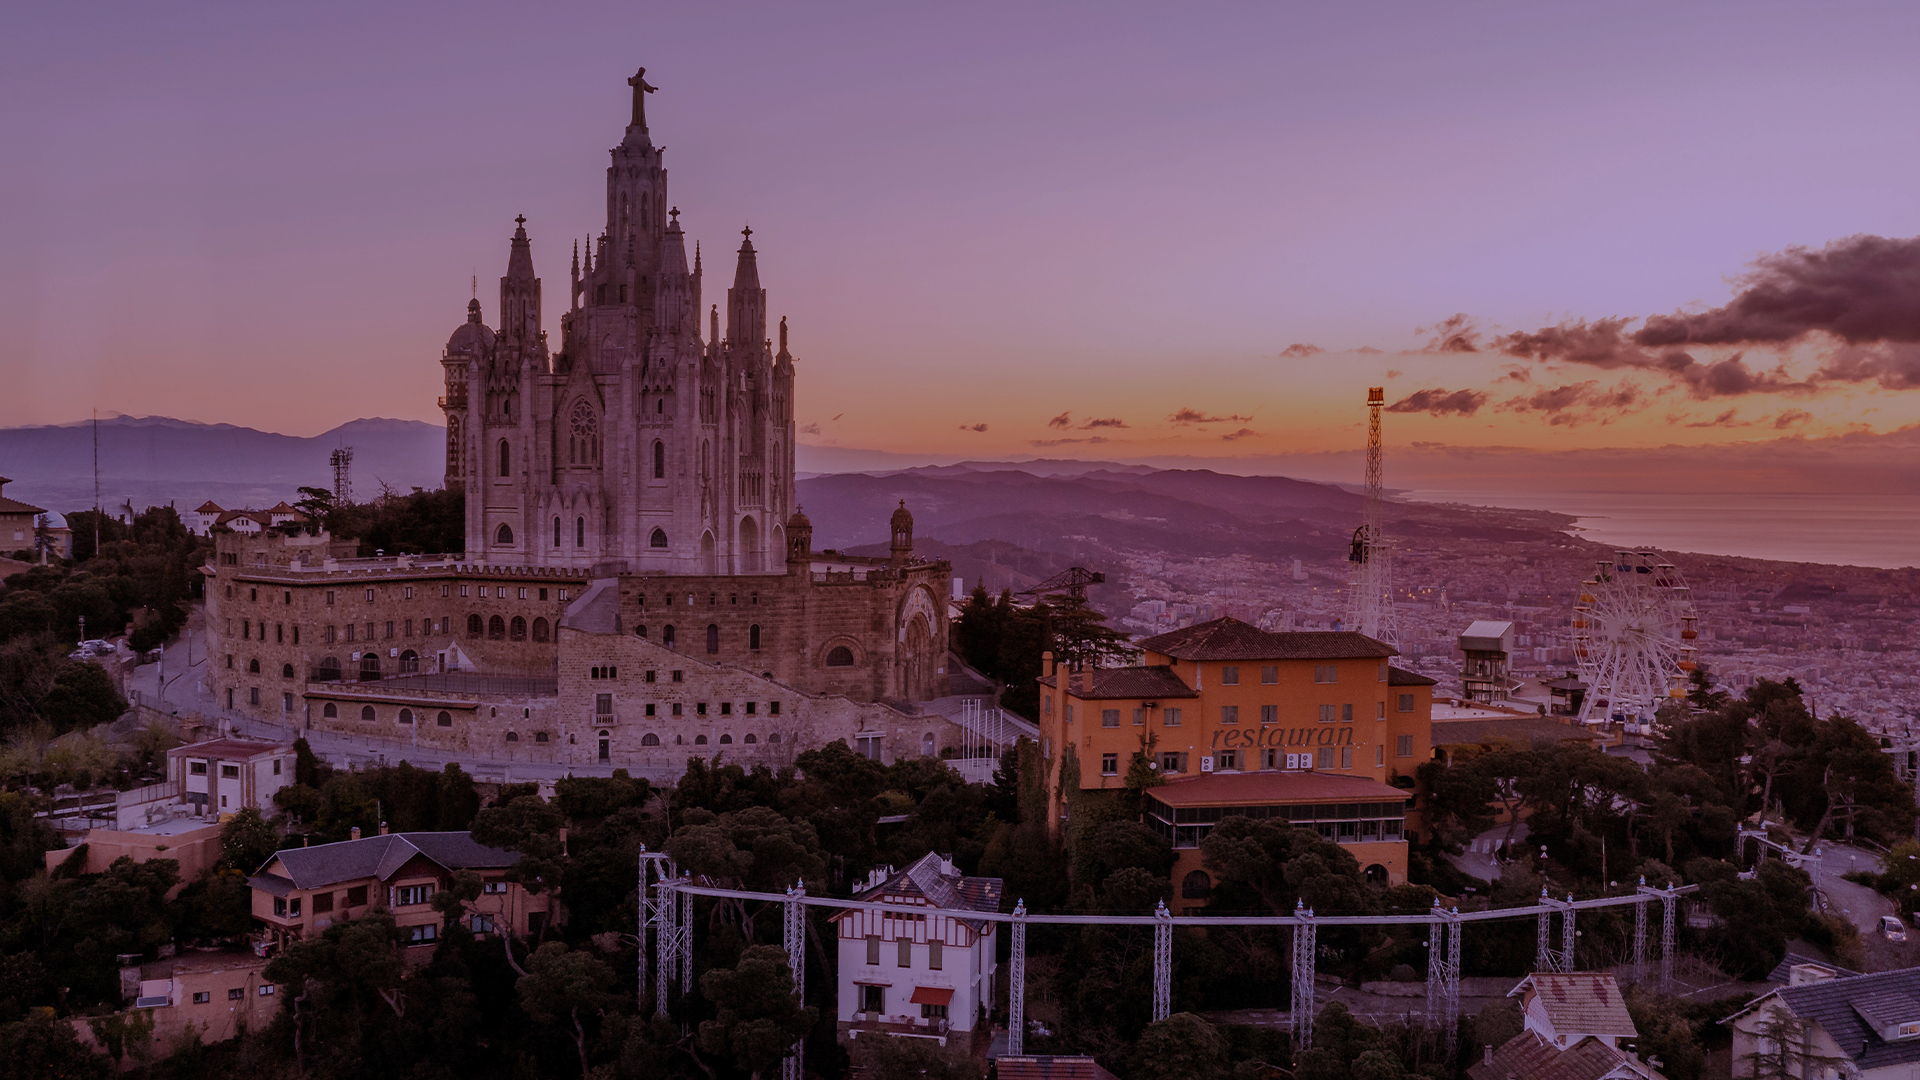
[0, 415, 443, 518]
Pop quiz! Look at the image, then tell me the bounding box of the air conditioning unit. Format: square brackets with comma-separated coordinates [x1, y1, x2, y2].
[1200, 756, 1214, 773]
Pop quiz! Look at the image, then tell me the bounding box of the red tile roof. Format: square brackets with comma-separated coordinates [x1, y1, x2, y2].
[1466, 1032, 1638, 1080]
[1515, 973, 1638, 1039]
[993, 1057, 1117, 1080]
[1389, 666, 1437, 686]
[1137, 617, 1395, 661]
[0, 495, 47, 515]
[1037, 665, 1197, 700]
[1146, 770, 1407, 807]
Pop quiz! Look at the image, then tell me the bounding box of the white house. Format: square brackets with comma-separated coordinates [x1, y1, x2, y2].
[1724, 965, 1920, 1079]
[832, 852, 1002, 1050]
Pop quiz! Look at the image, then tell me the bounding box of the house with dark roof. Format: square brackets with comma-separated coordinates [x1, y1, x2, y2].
[1469, 973, 1666, 1080]
[1725, 965, 1920, 1078]
[832, 852, 1002, 1055]
[1037, 616, 1434, 891]
[248, 830, 551, 953]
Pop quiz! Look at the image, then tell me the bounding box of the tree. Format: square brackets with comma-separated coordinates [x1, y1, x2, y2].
[517, 940, 619, 1078]
[36, 662, 126, 732]
[853, 1032, 980, 1079]
[696, 944, 816, 1080]
[472, 794, 569, 896]
[0, 1013, 111, 1080]
[1129, 1012, 1229, 1080]
[1742, 1006, 1848, 1079]
[219, 807, 279, 871]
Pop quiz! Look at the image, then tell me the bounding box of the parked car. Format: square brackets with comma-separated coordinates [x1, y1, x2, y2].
[1882, 915, 1906, 942]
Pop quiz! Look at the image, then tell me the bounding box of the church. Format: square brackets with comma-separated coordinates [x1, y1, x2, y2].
[202, 72, 961, 773]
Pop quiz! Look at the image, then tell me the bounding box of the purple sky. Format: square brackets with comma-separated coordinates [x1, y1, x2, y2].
[8, 2, 1920, 470]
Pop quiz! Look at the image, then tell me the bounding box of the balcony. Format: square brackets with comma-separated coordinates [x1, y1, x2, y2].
[846, 1013, 950, 1044]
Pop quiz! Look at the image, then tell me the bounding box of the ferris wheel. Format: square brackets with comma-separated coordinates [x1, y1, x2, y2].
[1570, 551, 1700, 727]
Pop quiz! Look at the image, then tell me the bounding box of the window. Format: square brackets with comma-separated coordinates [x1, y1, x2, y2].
[596, 693, 612, 715]
[720, 702, 732, 716]
[1397, 735, 1414, 757]
[1220, 705, 1238, 724]
[532, 616, 550, 642]
[770, 700, 781, 715]
[398, 708, 413, 725]
[860, 985, 884, 1013]
[1182, 871, 1212, 899]
[928, 939, 944, 970]
[495, 523, 513, 545]
[260, 984, 276, 996]
[393, 884, 432, 907]
[1379, 663, 1389, 682]
[706, 624, 719, 653]
[1377, 701, 1386, 720]
[189, 759, 208, 776]
[1260, 704, 1278, 724]
[1341, 746, 1353, 769]
[273, 896, 286, 917]
[221, 763, 240, 779]
[1216, 750, 1237, 771]
[642, 733, 660, 746]
[1319, 704, 1337, 723]
[1261, 665, 1278, 684]
[897, 938, 912, 967]
[194, 991, 211, 1004]
[1342, 704, 1354, 722]
[1163, 707, 1182, 727]
[483, 880, 509, 895]
[1399, 694, 1415, 713]
[535, 732, 549, 743]
[825, 645, 855, 667]
[290, 897, 301, 917]
[1101, 709, 1119, 728]
[228, 987, 245, 1000]
[249, 687, 260, 706]
[471, 914, 496, 935]
[1221, 666, 1240, 685]
[489, 615, 506, 639]
[652, 441, 665, 478]
[498, 439, 511, 477]
[866, 936, 881, 965]
[1101, 753, 1118, 775]
[506, 731, 519, 742]
[322, 703, 337, 719]
[1376, 745, 1385, 766]
[1159, 751, 1186, 773]
[1318, 747, 1336, 769]
[467, 614, 483, 637]
[696, 702, 708, 716]
[1315, 664, 1337, 684]
[438, 711, 452, 727]
[510, 616, 526, 640]
[247, 658, 260, 674]
[749, 624, 761, 650]
[361, 705, 377, 721]
[346, 885, 368, 907]
[408, 923, 438, 944]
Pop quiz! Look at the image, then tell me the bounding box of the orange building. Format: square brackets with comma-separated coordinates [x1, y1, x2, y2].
[1038, 617, 1435, 891]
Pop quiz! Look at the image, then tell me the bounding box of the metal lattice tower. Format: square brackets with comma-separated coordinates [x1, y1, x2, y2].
[781, 883, 806, 1080]
[1536, 889, 1552, 973]
[1345, 387, 1395, 645]
[1632, 882, 1648, 985]
[1152, 901, 1172, 1022]
[1291, 902, 1317, 1050]
[1422, 903, 1462, 1060]
[1661, 889, 1677, 991]
[654, 874, 678, 1019]
[680, 890, 693, 995]
[1558, 895, 1577, 973]
[329, 446, 354, 505]
[1008, 900, 1028, 1056]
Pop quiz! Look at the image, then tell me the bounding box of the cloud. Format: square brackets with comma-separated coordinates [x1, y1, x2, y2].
[1491, 318, 1817, 399]
[1353, 346, 1384, 354]
[798, 421, 821, 436]
[1385, 368, 1403, 379]
[958, 423, 989, 432]
[1419, 313, 1481, 353]
[1636, 234, 1920, 348]
[1772, 409, 1813, 429]
[1385, 388, 1488, 417]
[1220, 428, 1259, 441]
[1496, 380, 1646, 426]
[1818, 343, 1920, 390]
[1029, 436, 1111, 447]
[1279, 343, 1323, 359]
[1683, 409, 1746, 429]
[1081, 417, 1129, 429]
[1167, 407, 1254, 426]
[1047, 411, 1072, 429]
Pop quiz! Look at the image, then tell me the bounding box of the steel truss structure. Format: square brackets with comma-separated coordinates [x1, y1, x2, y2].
[782, 884, 806, 1080]
[649, 870, 1698, 1068]
[1632, 878, 1684, 991]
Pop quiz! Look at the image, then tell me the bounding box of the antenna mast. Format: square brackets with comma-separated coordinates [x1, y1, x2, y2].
[92, 409, 101, 557]
[1345, 387, 1395, 645]
[330, 446, 354, 506]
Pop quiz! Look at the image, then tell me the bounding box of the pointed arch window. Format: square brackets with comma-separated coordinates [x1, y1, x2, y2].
[498, 439, 511, 477]
[653, 440, 665, 479]
[706, 624, 720, 654]
[576, 517, 586, 548]
[649, 527, 668, 549]
[495, 523, 514, 546]
[569, 400, 599, 465]
[749, 624, 762, 651]
[553, 517, 562, 547]
[532, 617, 550, 642]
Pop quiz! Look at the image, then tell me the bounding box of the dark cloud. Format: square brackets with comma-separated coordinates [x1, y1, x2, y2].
[1220, 428, 1259, 441]
[1772, 409, 1812, 429]
[1081, 417, 1129, 429]
[1683, 409, 1745, 429]
[1029, 436, 1110, 447]
[1279, 343, 1324, 359]
[1636, 234, 1920, 348]
[1492, 319, 1815, 399]
[1385, 388, 1487, 417]
[1167, 407, 1254, 425]
[1496, 380, 1645, 426]
[1046, 411, 1072, 429]
[1819, 343, 1920, 390]
[958, 423, 989, 432]
[1420, 313, 1481, 353]
[798, 421, 821, 436]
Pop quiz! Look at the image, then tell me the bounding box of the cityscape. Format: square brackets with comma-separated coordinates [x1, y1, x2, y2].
[6, 6, 1920, 1080]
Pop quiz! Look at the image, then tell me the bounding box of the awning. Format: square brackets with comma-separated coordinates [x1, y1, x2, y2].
[909, 986, 954, 1006]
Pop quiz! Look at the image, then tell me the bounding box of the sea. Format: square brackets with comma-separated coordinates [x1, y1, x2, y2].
[1401, 489, 1920, 570]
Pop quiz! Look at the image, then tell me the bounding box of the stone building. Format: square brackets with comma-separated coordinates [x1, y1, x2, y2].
[201, 72, 957, 770]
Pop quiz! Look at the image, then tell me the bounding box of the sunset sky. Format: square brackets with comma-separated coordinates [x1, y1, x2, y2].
[9, 2, 1920, 480]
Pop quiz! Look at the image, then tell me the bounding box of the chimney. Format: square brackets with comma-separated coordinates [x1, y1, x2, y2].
[1484, 1045, 1493, 1066]
[379, 821, 389, 835]
[350, 826, 361, 841]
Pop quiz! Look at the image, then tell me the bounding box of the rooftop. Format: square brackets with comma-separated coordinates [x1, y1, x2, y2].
[1136, 617, 1395, 662]
[1389, 665, 1437, 687]
[1037, 665, 1197, 700]
[1432, 716, 1600, 749]
[173, 737, 288, 760]
[1466, 1031, 1641, 1080]
[253, 831, 518, 891]
[1147, 770, 1407, 808]
[1729, 966, 1920, 1069]
[840, 852, 1003, 929]
[992, 1057, 1118, 1080]
[1513, 972, 1638, 1039]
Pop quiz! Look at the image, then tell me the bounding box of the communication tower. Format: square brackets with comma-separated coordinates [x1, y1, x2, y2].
[1345, 387, 1395, 645]
[330, 446, 354, 505]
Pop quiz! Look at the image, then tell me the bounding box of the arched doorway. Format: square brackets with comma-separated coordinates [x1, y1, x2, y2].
[903, 613, 932, 699]
[738, 516, 759, 573]
[358, 654, 380, 682]
[399, 650, 419, 674]
[700, 530, 716, 575]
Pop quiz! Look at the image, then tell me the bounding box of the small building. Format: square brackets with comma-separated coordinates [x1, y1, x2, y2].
[248, 830, 551, 953]
[72, 950, 281, 1059]
[832, 852, 1002, 1051]
[184, 501, 226, 536]
[169, 738, 296, 816]
[0, 476, 47, 554]
[1458, 620, 1516, 705]
[1724, 965, 1920, 1078]
[1470, 972, 1664, 1080]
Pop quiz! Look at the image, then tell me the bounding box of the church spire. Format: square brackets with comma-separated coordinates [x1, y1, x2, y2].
[499, 215, 541, 344]
[726, 226, 766, 351]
